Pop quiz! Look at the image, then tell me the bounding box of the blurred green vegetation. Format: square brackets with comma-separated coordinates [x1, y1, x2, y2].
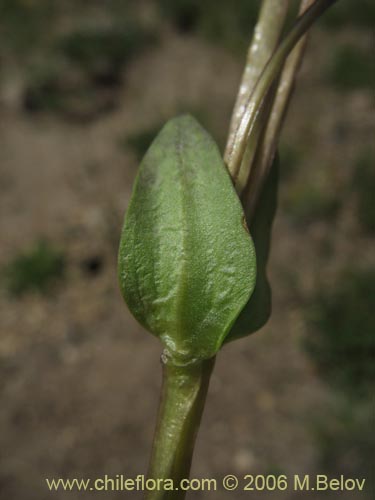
[23, 62, 69, 113]
[313, 402, 374, 498]
[0, 0, 58, 53]
[327, 45, 375, 91]
[1, 1, 156, 119]
[306, 265, 374, 495]
[157, 0, 260, 52]
[322, 0, 375, 29]
[2, 0, 374, 61]
[284, 182, 340, 225]
[305, 267, 375, 397]
[3, 240, 65, 296]
[120, 124, 163, 160]
[23, 63, 115, 119]
[22, 23, 155, 119]
[279, 143, 302, 180]
[353, 149, 375, 235]
[157, 0, 375, 52]
[57, 26, 156, 84]
[0, 0, 141, 56]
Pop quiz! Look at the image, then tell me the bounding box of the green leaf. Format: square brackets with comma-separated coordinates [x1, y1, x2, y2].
[118, 115, 256, 362]
[226, 155, 279, 342]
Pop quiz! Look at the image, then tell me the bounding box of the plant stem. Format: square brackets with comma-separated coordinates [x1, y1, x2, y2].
[244, 0, 315, 219]
[226, 0, 338, 188]
[145, 355, 215, 500]
[225, 0, 290, 160]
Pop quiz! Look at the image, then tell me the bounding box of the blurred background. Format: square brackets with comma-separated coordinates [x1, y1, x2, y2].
[0, 1, 374, 499]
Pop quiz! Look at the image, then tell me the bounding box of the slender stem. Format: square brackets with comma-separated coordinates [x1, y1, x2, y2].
[235, 82, 278, 194]
[225, 0, 290, 161]
[145, 355, 215, 500]
[244, 0, 315, 219]
[226, 0, 338, 188]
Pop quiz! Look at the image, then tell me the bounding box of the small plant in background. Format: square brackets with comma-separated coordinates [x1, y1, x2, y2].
[283, 179, 340, 225]
[314, 402, 374, 495]
[0, 0, 57, 54]
[57, 26, 155, 86]
[279, 143, 302, 180]
[305, 267, 375, 498]
[353, 149, 375, 235]
[322, 0, 375, 29]
[327, 45, 375, 91]
[23, 23, 156, 120]
[121, 123, 165, 161]
[5, 0, 157, 122]
[117, 1, 345, 498]
[157, 0, 260, 51]
[3, 240, 65, 296]
[304, 267, 375, 397]
[23, 62, 68, 114]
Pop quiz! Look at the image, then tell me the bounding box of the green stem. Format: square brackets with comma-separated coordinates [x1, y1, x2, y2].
[226, 0, 338, 186]
[225, 0, 290, 161]
[145, 355, 215, 500]
[244, 0, 316, 220]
